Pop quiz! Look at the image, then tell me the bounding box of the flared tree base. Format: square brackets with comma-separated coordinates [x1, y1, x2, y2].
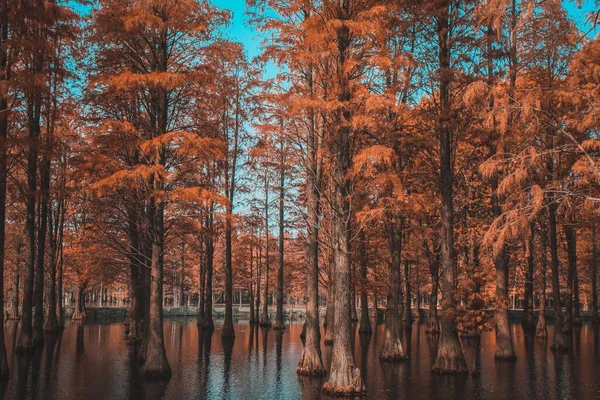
[297, 348, 327, 377]
[551, 333, 569, 352]
[142, 358, 172, 380]
[273, 322, 286, 331]
[494, 352, 517, 361]
[323, 366, 365, 396]
[259, 320, 272, 328]
[432, 345, 468, 375]
[379, 340, 407, 362]
[71, 311, 85, 321]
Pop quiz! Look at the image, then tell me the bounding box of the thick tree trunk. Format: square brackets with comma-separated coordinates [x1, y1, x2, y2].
[403, 259, 413, 328]
[273, 149, 285, 330]
[249, 245, 256, 325]
[379, 223, 406, 362]
[0, 4, 10, 374]
[260, 176, 272, 328]
[564, 225, 575, 333]
[592, 227, 599, 324]
[323, 6, 363, 393]
[203, 215, 214, 330]
[572, 234, 582, 326]
[141, 190, 171, 379]
[358, 231, 372, 334]
[297, 148, 325, 375]
[197, 241, 206, 328]
[523, 224, 536, 331]
[324, 264, 335, 345]
[427, 257, 440, 334]
[56, 202, 65, 328]
[17, 102, 39, 354]
[536, 224, 548, 339]
[72, 284, 86, 321]
[431, 0, 467, 374]
[549, 204, 568, 351]
[222, 200, 236, 337]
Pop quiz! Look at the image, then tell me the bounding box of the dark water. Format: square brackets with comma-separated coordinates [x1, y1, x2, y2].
[1, 319, 599, 399]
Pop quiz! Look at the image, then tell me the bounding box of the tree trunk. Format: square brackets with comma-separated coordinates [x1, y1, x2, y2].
[141, 188, 171, 379]
[72, 284, 86, 321]
[274, 143, 285, 331]
[592, 226, 599, 324]
[358, 231, 372, 334]
[536, 222, 548, 339]
[523, 223, 536, 331]
[549, 203, 568, 350]
[0, 3, 10, 374]
[379, 222, 406, 362]
[431, 0, 467, 374]
[323, 262, 335, 345]
[260, 177, 272, 327]
[403, 259, 413, 328]
[197, 239, 206, 328]
[426, 256, 440, 334]
[564, 225, 575, 333]
[297, 131, 325, 374]
[323, 6, 363, 393]
[201, 222, 213, 331]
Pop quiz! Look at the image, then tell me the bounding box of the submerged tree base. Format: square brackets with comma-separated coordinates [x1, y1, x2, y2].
[323, 367, 365, 396]
[551, 333, 569, 352]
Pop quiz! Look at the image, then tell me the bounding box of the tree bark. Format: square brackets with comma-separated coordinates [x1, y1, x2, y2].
[0, 1, 10, 375]
[592, 226, 599, 324]
[274, 138, 285, 330]
[297, 108, 325, 373]
[403, 259, 413, 328]
[323, 5, 363, 393]
[431, 0, 467, 374]
[72, 284, 86, 321]
[549, 203, 568, 350]
[358, 230, 372, 334]
[379, 222, 406, 362]
[260, 175, 272, 327]
[536, 222, 548, 339]
[523, 223, 536, 331]
[564, 225, 576, 333]
[203, 210, 214, 330]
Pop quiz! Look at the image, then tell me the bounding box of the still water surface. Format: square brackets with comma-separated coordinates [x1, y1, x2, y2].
[0, 319, 599, 399]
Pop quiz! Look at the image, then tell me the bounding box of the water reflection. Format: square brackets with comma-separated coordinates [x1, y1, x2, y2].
[0, 319, 599, 399]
